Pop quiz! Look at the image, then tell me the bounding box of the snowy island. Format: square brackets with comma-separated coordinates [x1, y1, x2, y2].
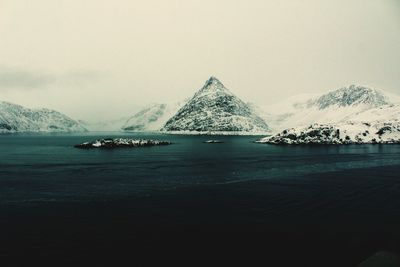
[258, 122, 400, 145]
[74, 138, 171, 149]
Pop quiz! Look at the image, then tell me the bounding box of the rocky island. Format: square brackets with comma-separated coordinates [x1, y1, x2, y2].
[204, 140, 223, 143]
[74, 138, 171, 149]
[258, 122, 400, 145]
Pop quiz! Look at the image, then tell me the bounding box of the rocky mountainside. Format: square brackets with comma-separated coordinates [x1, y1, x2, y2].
[0, 101, 86, 133]
[307, 85, 389, 109]
[162, 77, 269, 133]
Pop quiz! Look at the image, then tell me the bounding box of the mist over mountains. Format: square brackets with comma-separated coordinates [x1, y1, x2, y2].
[1, 77, 399, 137]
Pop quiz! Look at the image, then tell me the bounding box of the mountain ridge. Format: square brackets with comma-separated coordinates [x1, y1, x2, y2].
[0, 100, 87, 133]
[307, 85, 390, 109]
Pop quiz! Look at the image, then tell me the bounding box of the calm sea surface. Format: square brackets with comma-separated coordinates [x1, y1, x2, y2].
[1, 132, 400, 266]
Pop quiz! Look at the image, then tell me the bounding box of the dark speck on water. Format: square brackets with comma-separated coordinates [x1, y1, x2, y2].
[204, 139, 223, 143]
[1, 132, 400, 266]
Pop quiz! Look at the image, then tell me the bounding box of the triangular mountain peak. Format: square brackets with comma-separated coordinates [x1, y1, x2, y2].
[205, 76, 223, 86]
[161, 77, 269, 133]
[194, 76, 233, 99]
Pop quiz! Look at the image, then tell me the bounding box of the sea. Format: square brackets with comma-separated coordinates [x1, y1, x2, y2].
[1, 132, 400, 266]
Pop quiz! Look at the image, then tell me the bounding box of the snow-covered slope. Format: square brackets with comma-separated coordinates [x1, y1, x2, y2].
[122, 102, 184, 131]
[342, 103, 400, 123]
[261, 85, 398, 132]
[0, 101, 87, 133]
[162, 77, 269, 133]
[258, 121, 400, 145]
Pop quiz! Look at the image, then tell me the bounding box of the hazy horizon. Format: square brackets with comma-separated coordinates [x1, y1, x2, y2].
[1, 0, 399, 121]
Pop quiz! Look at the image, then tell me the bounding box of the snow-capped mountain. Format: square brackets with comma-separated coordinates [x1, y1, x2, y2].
[122, 102, 184, 131]
[162, 77, 269, 133]
[307, 85, 390, 109]
[261, 85, 399, 132]
[0, 101, 87, 133]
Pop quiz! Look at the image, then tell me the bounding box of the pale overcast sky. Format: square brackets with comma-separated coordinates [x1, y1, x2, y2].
[0, 0, 399, 120]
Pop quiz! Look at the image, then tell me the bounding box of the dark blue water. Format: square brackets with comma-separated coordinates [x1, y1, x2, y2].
[1, 133, 400, 266]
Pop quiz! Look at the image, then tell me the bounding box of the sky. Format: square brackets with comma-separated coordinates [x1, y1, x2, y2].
[0, 0, 399, 120]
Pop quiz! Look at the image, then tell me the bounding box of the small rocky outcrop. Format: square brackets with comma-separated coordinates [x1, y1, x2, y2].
[74, 138, 171, 149]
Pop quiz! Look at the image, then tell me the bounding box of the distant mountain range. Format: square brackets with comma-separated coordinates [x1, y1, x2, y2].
[123, 81, 400, 136]
[0, 101, 86, 133]
[1, 78, 399, 139]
